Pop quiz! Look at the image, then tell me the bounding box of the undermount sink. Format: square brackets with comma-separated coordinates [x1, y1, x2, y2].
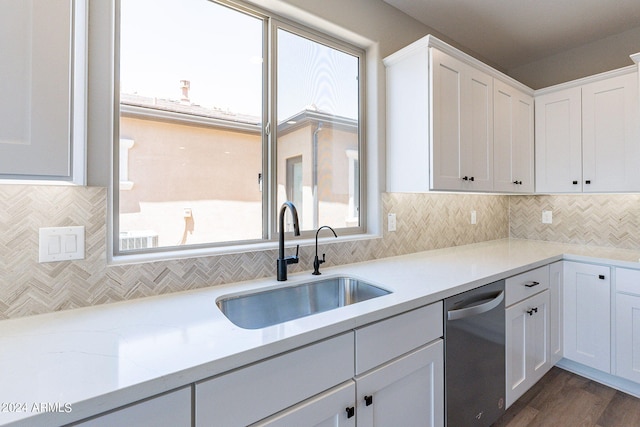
[216, 276, 391, 329]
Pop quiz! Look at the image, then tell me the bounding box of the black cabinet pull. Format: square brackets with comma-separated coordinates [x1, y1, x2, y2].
[524, 281, 540, 288]
[364, 395, 373, 406]
[599, 274, 605, 280]
[346, 407, 355, 418]
[585, 180, 591, 184]
[513, 180, 522, 185]
[462, 176, 469, 181]
[526, 307, 538, 316]
[469, 176, 475, 182]
[572, 180, 578, 185]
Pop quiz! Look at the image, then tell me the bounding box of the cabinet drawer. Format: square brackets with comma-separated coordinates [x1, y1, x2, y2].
[74, 387, 191, 427]
[355, 302, 443, 375]
[195, 333, 354, 427]
[506, 265, 550, 306]
[616, 268, 640, 296]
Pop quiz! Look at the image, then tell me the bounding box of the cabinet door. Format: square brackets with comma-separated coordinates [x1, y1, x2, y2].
[563, 262, 611, 372]
[505, 290, 550, 408]
[535, 87, 582, 193]
[582, 72, 640, 192]
[74, 387, 191, 427]
[615, 268, 640, 383]
[0, 0, 86, 183]
[252, 382, 355, 427]
[431, 49, 493, 191]
[431, 48, 465, 191]
[615, 293, 640, 383]
[463, 65, 494, 191]
[356, 339, 444, 427]
[549, 262, 563, 365]
[494, 80, 534, 193]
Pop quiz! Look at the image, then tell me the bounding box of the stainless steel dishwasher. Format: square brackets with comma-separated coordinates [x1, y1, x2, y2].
[444, 280, 505, 427]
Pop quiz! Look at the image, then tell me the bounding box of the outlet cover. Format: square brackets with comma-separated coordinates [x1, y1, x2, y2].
[470, 210, 477, 225]
[542, 210, 553, 224]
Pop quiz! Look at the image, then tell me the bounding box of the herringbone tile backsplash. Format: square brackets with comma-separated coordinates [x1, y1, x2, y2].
[509, 194, 640, 249]
[0, 186, 508, 319]
[3, 186, 639, 320]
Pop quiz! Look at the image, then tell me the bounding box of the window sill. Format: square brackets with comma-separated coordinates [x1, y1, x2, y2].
[109, 232, 382, 266]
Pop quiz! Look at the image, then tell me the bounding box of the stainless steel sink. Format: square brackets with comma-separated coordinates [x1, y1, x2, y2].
[216, 276, 391, 329]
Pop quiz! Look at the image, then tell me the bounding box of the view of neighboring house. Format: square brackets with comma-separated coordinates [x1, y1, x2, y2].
[118, 83, 358, 250]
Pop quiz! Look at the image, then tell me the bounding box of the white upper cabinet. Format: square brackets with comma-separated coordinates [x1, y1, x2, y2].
[582, 73, 640, 192]
[535, 68, 640, 193]
[384, 35, 534, 193]
[385, 40, 430, 193]
[0, 0, 86, 184]
[535, 87, 582, 193]
[493, 80, 534, 193]
[431, 48, 493, 191]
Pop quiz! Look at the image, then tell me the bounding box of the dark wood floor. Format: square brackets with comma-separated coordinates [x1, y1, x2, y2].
[492, 367, 640, 427]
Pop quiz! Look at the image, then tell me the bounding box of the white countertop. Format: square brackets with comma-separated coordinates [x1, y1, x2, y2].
[2, 238, 640, 426]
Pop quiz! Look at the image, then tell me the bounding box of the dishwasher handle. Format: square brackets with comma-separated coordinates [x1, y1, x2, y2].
[447, 291, 504, 321]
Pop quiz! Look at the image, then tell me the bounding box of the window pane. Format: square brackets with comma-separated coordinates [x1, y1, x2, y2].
[276, 28, 360, 232]
[118, 0, 263, 251]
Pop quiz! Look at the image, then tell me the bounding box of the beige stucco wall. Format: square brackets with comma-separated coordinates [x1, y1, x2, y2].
[119, 116, 262, 213]
[118, 115, 358, 245]
[119, 116, 263, 246]
[276, 123, 358, 231]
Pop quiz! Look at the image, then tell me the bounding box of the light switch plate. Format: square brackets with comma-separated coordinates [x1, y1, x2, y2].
[39, 226, 85, 263]
[388, 213, 397, 232]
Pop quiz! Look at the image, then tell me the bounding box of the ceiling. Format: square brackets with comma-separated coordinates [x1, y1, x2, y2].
[383, 0, 640, 72]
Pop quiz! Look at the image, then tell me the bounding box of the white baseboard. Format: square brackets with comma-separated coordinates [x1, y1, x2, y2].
[556, 358, 640, 399]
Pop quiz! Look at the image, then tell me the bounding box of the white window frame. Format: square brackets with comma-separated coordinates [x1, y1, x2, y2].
[111, 0, 368, 260]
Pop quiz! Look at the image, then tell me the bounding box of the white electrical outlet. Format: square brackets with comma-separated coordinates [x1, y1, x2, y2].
[470, 210, 477, 225]
[388, 213, 397, 232]
[542, 210, 553, 224]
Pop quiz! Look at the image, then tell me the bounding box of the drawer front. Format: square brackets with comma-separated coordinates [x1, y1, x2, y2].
[196, 332, 354, 427]
[616, 268, 640, 296]
[75, 387, 192, 427]
[506, 265, 550, 307]
[355, 302, 443, 375]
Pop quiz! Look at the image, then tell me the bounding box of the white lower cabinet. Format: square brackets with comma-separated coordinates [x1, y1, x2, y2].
[563, 261, 611, 372]
[505, 266, 553, 408]
[356, 340, 444, 427]
[254, 339, 445, 427]
[195, 303, 445, 427]
[549, 262, 563, 365]
[506, 289, 550, 407]
[195, 333, 354, 427]
[615, 268, 640, 383]
[252, 381, 356, 427]
[73, 387, 191, 427]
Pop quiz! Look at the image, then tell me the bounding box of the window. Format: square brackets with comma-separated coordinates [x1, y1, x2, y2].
[115, 0, 364, 255]
[286, 155, 303, 220]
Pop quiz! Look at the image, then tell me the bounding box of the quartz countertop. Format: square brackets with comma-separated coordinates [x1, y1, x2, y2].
[2, 238, 640, 426]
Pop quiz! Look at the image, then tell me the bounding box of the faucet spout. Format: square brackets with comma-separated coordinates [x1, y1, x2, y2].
[277, 201, 301, 281]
